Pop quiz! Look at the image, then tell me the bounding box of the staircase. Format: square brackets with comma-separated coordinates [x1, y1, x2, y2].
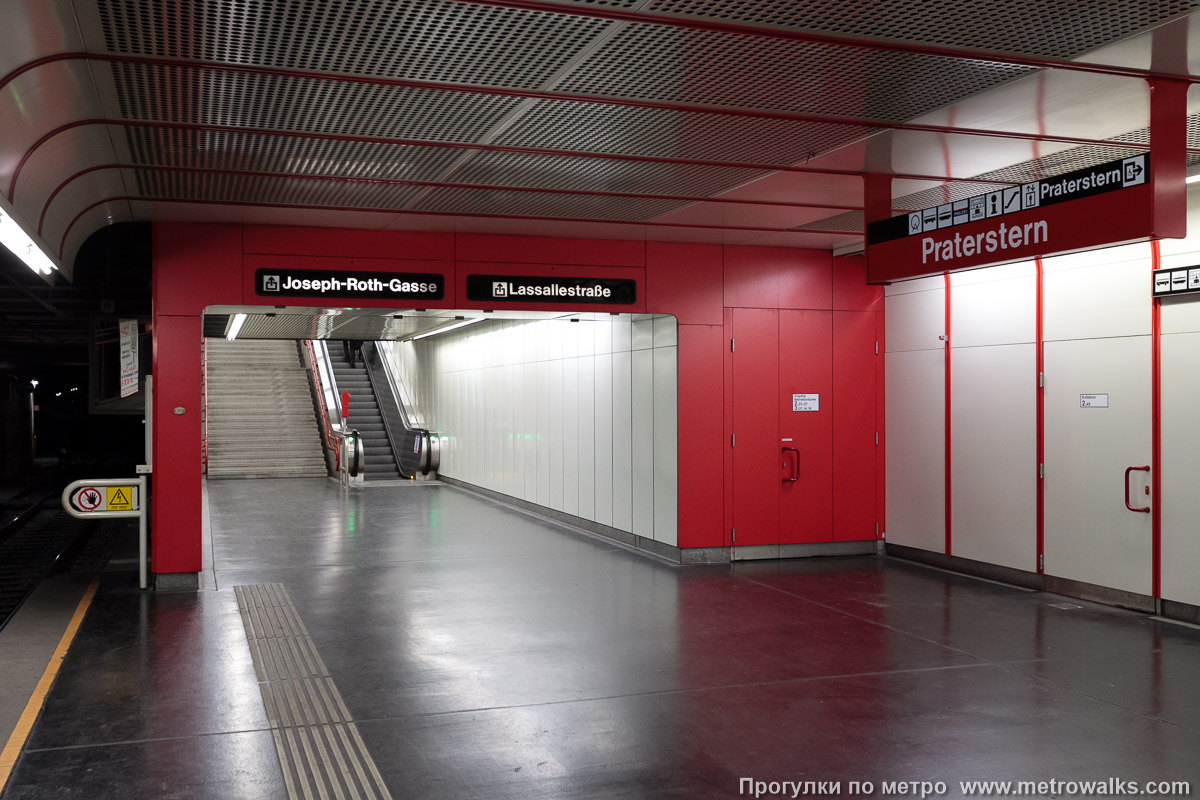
[329, 343, 403, 481]
[205, 339, 327, 478]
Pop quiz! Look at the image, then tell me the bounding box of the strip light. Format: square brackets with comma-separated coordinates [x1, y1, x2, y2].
[225, 313, 248, 340]
[1186, 174, 1200, 184]
[0, 208, 57, 275]
[408, 317, 483, 341]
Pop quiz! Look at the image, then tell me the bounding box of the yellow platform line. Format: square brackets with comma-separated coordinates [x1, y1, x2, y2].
[0, 577, 100, 792]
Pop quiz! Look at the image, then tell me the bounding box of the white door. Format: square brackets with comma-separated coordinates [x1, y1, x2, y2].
[1043, 337, 1153, 595]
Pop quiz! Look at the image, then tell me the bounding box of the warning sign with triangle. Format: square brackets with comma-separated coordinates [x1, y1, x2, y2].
[106, 486, 135, 511]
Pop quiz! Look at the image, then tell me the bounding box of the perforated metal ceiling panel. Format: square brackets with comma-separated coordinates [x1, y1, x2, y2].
[444, 150, 768, 196]
[129, 170, 429, 210]
[493, 100, 872, 165]
[414, 186, 685, 220]
[110, 62, 527, 141]
[122, 126, 466, 181]
[639, 0, 1200, 59]
[96, 0, 617, 89]
[556, 24, 1033, 120]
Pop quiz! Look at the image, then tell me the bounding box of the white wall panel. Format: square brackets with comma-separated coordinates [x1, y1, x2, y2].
[612, 348, 634, 533]
[1043, 247, 1151, 341]
[385, 316, 674, 541]
[884, 274, 945, 296]
[885, 348, 945, 553]
[950, 274, 1035, 347]
[950, 344, 1037, 571]
[1161, 332, 1200, 607]
[523, 360, 537, 502]
[562, 358, 579, 516]
[578, 357, 597, 522]
[632, 317, 654, 351]
[536, 361, 550, 507]
[885, 286, 945, 353]
[632, 348, 655, 537]
[594, 353, 615, 527]
[653, 346, 679, 546]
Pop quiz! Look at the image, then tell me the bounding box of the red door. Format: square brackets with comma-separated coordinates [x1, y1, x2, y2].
[833, 311, 879, 541]
[732, 308, 779, 546]
[779, 310, 833, 543]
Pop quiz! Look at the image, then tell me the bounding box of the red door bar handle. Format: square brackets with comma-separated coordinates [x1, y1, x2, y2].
[782, 447, 799, 483]
[1124, 465, 1150, 513]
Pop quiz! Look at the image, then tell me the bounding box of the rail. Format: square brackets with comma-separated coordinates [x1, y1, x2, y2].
[304, 339, 343, 473]
[362, 341, 438, 476]
[61, 476, 148, 589]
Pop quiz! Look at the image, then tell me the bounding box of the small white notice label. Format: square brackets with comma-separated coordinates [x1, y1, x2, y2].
[792, 393, 819, 412]
[1080, 394, 1109, 408]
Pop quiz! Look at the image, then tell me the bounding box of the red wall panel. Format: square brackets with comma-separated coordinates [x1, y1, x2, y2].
[876, 312, 886, 538]
[243, 225, 453, 261]
[725, 246, 832, 310]
[779, 310, 833, 544]
[677, 324, 725, 548]
[833, 311, 879, 542]
[833, 254, 884, 312]
[151, 314, 203, 573]
[455, 233, 645, 267]
[646, 242, 723, 325]
[153, 223, 243, 316]
[731, 308, 780, 546]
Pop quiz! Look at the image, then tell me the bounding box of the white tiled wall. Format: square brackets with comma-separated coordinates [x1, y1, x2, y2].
[382, 315, 678, 545]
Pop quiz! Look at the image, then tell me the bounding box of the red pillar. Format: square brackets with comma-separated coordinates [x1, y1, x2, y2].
[152, 223, 243, 574]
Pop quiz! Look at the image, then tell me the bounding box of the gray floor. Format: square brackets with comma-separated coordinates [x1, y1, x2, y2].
[0, 575, 92, 752]
[4, 478, 1200, 799]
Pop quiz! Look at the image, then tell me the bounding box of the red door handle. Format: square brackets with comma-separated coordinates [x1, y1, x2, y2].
[782, 447, 799, 482]
[1124, 465, 1150, 513]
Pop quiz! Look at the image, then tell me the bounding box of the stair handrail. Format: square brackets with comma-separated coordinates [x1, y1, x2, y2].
[361, 341, 437, 476]
[303, 340, 347, 473]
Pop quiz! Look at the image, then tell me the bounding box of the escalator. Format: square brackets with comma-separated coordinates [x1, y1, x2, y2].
[320, 341, 438, 481]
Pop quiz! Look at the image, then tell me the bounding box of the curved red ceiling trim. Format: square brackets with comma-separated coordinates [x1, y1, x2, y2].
[59, 196, 860, 259]
[0, 53, 1160, 155]
[38, 163, 866, 237]
[9, 118, 1035, 207]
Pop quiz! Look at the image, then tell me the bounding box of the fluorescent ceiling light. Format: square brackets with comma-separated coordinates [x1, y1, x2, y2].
[0, 207, 57, 276]
[409, 317, 483, 341]
[225, 313, 248, 341]
[1186, 174, 1200, 184]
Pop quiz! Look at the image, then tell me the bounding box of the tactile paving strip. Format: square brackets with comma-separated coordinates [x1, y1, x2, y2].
[234, 584, 393, 800]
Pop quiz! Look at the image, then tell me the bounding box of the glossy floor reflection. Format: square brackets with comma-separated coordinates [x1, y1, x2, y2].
[5, 478, 1200, 799]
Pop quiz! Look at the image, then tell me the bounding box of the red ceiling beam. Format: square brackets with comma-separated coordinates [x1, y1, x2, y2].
[9, 118, 1029, 204]
[0, 53, 1160, 155]
[59, 196, 859, 258]
[444, 0, 1198, 83]
[38, 163, 865, 237]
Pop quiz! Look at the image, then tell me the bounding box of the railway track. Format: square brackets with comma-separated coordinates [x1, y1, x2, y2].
[0, 490, 100, 633]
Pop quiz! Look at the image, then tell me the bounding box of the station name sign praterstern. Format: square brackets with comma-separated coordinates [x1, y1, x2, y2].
[255, 268, 445, 300]
[865, 154, 1157, 283]
[466, 274, 637, 305]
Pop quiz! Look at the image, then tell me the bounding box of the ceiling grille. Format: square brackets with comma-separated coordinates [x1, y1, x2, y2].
[444, 150, 768, 196]
[494, 99, 871, 165]
[123, 126, 464, 181]
[639, 0, 1200, 60]
[130, 170, 428, 209]
[557, 24, 1033, 121]
[414, 186, 686, 220]
[96, 0, 616, 89]
[110, 62, 527, 142]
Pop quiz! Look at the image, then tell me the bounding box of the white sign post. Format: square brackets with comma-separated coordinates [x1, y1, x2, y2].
[119, 319, 139, 398]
